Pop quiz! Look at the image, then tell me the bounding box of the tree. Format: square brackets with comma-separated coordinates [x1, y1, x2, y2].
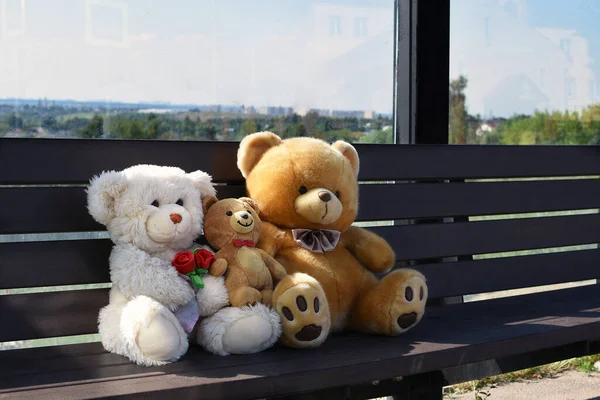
[41, 116, 58, 132]
[240, 119, 259, 137]
[202, 123, 217, 141]
[80, 114, 104, 138]
[147, 118, 163, 139]
[7, 114, 23, 130]
[359, 129, 393, 144]
[284, 113, 301, 125]
[127, 120, 145, 139]
[107, 116, 129, 138]
[183, 116, 195, 138]
[449, 75, 468, 144]
[302, 111, 319, 137]
[284, 123, 308, 138]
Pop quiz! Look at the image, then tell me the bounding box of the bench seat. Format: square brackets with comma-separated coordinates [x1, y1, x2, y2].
[1, 284, 598, 400]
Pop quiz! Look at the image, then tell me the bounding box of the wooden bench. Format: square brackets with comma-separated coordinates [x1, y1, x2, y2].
[1, 138, 599, 399]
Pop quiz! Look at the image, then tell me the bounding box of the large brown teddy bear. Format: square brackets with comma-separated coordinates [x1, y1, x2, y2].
[203, 197, 287, 307]
[237, 132, 428, 348]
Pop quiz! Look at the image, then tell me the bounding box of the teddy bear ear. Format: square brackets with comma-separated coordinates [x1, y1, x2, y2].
[331, 141, 360, 177]
[202, 195, 219, 215]
[240, 197, 259, 213]
[86, 171, 128, 226]
[188, 170, 217, 199]
[237, 131, 282, 178]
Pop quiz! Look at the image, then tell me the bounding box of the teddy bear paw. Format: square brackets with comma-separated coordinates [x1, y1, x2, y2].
[387, 269, 428, 335]
[197, 303, 281, 356]
[273, 273, 331, 348]
[119, 295, 189, 365]
[136, 313, 187, 361]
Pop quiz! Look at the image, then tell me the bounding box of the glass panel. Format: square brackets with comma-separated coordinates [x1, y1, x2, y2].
[0, 0, 395, 143]
[450, 0, 600, 144]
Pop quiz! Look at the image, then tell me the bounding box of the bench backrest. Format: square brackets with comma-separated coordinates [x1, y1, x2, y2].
[1, 138, 599, 346]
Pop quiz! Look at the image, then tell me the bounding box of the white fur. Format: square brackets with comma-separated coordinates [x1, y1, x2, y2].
[196, 275, 231, 317]
[197, 304, 282, 356]
[88, 164, 282, 365]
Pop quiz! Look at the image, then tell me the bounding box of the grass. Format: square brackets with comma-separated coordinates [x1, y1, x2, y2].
[443, 354, 600, 398]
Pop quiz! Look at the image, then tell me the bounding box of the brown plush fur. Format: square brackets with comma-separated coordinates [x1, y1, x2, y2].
[203, 197, 287, 307]
[238, 132, 428, 348]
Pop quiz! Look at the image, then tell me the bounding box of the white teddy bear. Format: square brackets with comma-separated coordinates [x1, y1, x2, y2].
[87, 164, 281, 366]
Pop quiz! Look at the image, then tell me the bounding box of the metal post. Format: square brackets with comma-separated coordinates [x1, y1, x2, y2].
[394, 0, 450, 145]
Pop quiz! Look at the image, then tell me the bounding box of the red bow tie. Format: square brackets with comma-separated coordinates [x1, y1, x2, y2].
[233, 240, 256, 248]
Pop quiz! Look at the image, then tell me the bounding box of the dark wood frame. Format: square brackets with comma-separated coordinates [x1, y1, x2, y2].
[395, 0, 450, 144]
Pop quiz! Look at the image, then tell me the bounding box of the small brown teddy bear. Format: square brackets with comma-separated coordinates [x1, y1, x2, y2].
[203, 197, 287, 307]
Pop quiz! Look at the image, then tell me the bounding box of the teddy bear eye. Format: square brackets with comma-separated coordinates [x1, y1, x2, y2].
[226, 211, 233, 216]
[151, 200, 159, 208]
[335, 191, 340, 198]
[176, 199, 184, 206]
[299, 186, 308, 194]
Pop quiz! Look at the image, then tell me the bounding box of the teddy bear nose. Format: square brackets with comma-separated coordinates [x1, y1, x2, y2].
[318, 191, 331, 202]
[242, 214, 249, 220]
[170, 214, 182, 224]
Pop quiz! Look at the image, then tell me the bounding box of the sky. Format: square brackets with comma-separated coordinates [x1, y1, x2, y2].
[0, 0, 599, 117]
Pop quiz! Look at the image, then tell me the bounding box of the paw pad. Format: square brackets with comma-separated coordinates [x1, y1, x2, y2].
[295, 324, 322, 341]
[296, 295, 307, 311]
[397, 312, 417, 329]
[405, 287, 413, 301]
[282, 306, 294, 321]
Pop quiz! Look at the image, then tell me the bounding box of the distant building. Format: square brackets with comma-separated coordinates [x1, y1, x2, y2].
[536, 27, 598, 112]
[331, 109, 371, 118]
[257, 106, 294, 116]
[476, 121, 500, 137]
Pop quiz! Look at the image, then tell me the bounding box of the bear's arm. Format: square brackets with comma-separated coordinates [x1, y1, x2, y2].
[109, 245, 195, 311]
[256, 248, 287, 280]
[342, 226, 396, 274]
[257, 222, 285, 257]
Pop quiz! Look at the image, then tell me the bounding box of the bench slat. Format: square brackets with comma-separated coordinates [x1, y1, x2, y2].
[0, 240, 111, 289]
[2, 139, 600, 184]
[0, 289, 107, 342]
[3, 214, 600, 289]
[417, 249, 600, 298]
[4, 179, 600, 235]
[376, 213, 600, 261]
[0, 285, 598, 399]
[0, 185, 248, 235]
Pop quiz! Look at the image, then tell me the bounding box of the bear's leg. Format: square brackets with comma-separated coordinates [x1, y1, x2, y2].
[350, 268, 428, 335]
[118, 295, 189, 366]
[229, 286, 262, 307]
[272, 273, 331, 348]
[260, 288, 274, 306]
[197, 303, 282, 356]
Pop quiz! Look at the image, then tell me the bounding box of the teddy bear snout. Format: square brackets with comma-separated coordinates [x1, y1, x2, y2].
[170, 213, 183, 224]
[318, 191, 331, 202]
[230, 210, 255, 233]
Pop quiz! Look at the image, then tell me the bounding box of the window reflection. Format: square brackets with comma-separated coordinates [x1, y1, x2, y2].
[0, 0, 395, 144]
[450, 0, 600, 145]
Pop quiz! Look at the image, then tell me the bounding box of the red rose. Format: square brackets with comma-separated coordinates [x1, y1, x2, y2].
[194, 249, 216, 270]
[172, 251, 196, 274]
